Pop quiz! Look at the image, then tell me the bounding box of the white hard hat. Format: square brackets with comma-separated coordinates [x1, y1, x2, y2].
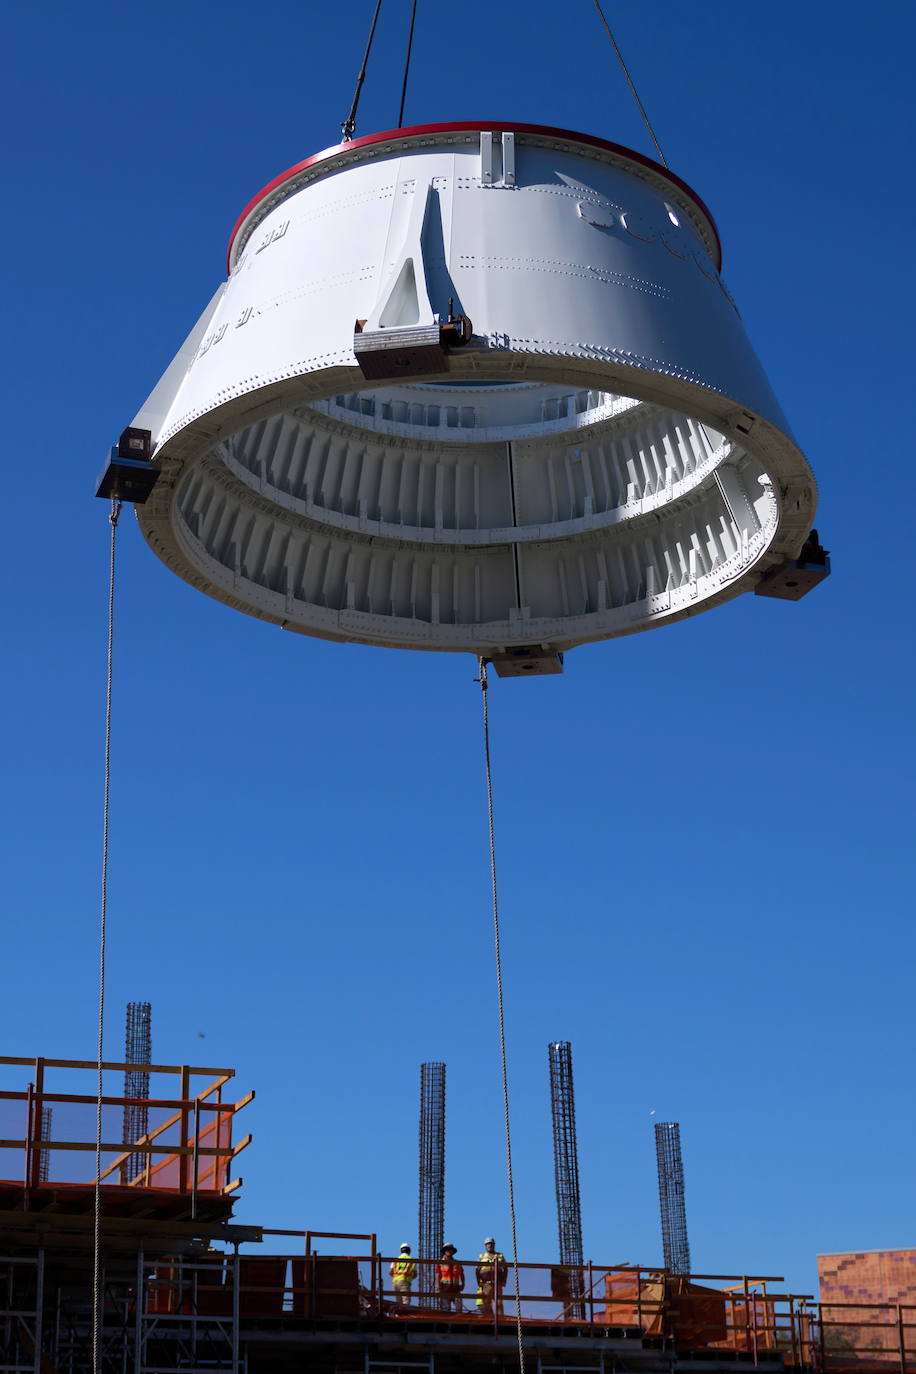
[400, 1243, 411, 1251]
[485, 1237, 495, 1244]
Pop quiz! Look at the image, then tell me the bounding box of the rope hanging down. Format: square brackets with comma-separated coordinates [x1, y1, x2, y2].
[590, 0, 668, 168]
[93, 498, 121, 1374]
[396, 0, 418, 127]
[341, 0, 384, 140]
[477, 659, 526, 1374]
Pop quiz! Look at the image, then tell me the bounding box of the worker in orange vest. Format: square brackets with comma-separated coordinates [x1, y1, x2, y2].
[389, 1244, 416, 1310]
[435, 1244, 465, 1313]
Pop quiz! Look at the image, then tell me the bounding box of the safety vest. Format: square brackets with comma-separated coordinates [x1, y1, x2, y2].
[437, 1261, 463, 1286]
[477, 1251, 506, 1290]
[392, 1258, 416, 1280]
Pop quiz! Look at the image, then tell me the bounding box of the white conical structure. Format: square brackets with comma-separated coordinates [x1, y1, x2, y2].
[134, 121, 819, 670]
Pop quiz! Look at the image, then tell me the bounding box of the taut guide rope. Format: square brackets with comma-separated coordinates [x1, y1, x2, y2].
[590, 0, 668, 167]
[93, 498, 121, 1374]
[341, 0, 664, 172]
[477, 657, 526, 1374]
[341, 0, 384, 140]
[396, 0, 418, 128]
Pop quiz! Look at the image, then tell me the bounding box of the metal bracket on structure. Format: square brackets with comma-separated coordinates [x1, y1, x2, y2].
[490, 646, 565, 678]
[354, 180, 471, 379]
[480, 131, 517, 188]
[353, 312, 473, 380]
[95, 428, 159, 503]
[755, 528, 831, 599]
[354, 321, 450, 379]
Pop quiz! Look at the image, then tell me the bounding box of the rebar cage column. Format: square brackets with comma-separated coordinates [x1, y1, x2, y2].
[38, 1108, 52, 1184]
[548, 1041, 584, 1316]
[654, 1122, 690, 1274]
[123, 1002, 152, 1183]
[418, 1063, 445, 1303]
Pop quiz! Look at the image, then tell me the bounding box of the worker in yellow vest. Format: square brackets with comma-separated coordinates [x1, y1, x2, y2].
[475, 1238, 508, 1317]
[389, 1244, 416, 1311]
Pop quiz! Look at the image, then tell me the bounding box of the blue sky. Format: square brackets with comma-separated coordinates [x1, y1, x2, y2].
[2, 0, 914, 1299]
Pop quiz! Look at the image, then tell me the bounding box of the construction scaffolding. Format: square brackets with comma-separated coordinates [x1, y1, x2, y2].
[123, 1001, 152, 1183]
[0, 1044, 898, 1373]
[655, 1121, 691, 1275]
[0, 1236, 843, 1374]
[418, 1063, 445, 1278]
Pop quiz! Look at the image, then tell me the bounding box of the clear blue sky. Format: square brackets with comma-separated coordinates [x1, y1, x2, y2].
[2, 0, 914, 1299]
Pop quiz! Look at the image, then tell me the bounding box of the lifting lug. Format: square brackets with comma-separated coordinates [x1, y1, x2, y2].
[755, 528, 831, 600]
[95, 428, 159, 504]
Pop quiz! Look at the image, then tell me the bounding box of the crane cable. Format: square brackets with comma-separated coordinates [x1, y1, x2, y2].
[396, 0, 418, 127]
[341, 0, 384, 140]
[590, 0, 668, 168]
[341, 0, 663, 160]
[93, 497, 121, 1374]
[477, 658, 526, 1374]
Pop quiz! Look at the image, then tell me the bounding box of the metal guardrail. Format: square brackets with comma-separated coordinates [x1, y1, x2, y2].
[10, 1249, 916, 1374]
[183, 1242, 916, 1371]
[167, 1245, 818, 1359]
[811, 1301, 916, 1373]
[0, 1057, 252, 1196]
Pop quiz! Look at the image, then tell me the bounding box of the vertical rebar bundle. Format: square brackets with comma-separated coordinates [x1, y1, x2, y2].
[548, 1042, 584, 1275]
[122, 1002, 152, 1183]
[655, 1121, 691, 1274]
[418, 1062, 445, 1285]
[38, 1107, 52, 1184]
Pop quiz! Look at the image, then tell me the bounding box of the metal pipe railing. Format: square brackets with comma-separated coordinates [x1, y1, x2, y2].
[127, 1246, 916, 1374]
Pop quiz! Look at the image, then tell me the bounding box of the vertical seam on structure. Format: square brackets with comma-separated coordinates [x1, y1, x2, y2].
[94, 498, 120, 1374]
[477, 657, 525, 1374]
[506, 442, 523, 611]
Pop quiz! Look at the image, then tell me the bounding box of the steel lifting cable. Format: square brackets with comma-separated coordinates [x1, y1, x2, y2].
[93, 497, 121, 1374]
[341, 0, 384, 140]
[477, 658, 526, 1374]
[590, 0, 668, 168]
[396, 0, 418, 128]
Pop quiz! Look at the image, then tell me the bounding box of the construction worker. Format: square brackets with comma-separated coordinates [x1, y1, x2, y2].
[435, 1244, 465, 1313]
[475, 1237, 508, 1318]
[389, 1244, 416, 1311]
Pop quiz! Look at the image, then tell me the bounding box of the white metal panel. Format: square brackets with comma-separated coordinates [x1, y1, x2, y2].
[134, 122, 818, 657]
